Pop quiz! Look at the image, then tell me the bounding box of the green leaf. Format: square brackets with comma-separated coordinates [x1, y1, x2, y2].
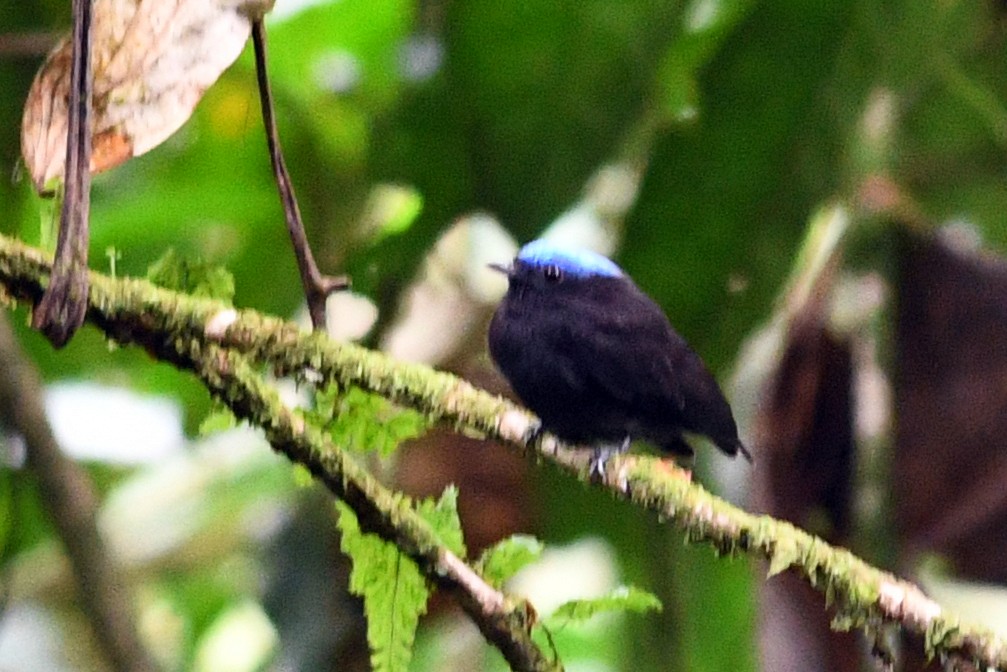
[313, 386, 427, 456]
[198, 407, 237, 436]
[549, 585, 663, 624]
[336, 501, 430, 672]
[415, 485, 466, 558]
[311, 382, 341, 425]
[476, 534, 544, 588]
[146, 249, 236, 304]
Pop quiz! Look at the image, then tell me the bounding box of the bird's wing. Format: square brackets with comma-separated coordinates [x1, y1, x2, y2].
[556, 283, 686, 412]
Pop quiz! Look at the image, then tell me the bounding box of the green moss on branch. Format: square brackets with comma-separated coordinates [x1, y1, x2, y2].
[1, 233, 1005, 670]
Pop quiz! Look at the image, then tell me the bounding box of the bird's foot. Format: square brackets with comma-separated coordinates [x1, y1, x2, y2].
[588, 437, 631, 481]
[523, 419, 544, 445]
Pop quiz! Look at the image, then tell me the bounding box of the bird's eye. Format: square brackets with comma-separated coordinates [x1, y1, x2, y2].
[543, 265, 563, 283]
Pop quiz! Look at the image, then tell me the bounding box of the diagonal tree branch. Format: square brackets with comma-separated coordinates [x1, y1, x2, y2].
[179, 345, 555, 672]
[0, 311, 158, 672]
[0, 233, 556, 672]
[1, 232, 1005, 670]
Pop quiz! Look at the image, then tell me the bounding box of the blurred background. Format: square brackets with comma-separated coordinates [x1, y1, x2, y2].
[2, 0, 1007, 670]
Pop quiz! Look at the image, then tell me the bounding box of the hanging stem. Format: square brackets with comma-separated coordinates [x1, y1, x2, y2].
[32, 0, 94, 346]
[250, 19, 349, 330]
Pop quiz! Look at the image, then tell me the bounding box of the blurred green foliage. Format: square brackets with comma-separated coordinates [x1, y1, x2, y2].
[2, 0, 1006, 670]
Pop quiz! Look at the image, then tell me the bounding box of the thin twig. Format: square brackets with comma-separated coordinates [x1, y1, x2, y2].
[250, 19, 349, 330]
[0, 313, 158, 672]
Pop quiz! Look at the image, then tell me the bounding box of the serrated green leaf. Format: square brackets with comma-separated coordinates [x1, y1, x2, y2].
[198, 407, 237, 436]
[549, 585, 663, 624]
[313, 386, 427, 456]
[416, 485, 466, 558]
[146, 249, 235, 304]
[476, 534, 544, 588]
[336, 502, 430, 672]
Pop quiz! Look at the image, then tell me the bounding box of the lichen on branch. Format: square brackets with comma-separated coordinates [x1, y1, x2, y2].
[1, 233, 1005, 670]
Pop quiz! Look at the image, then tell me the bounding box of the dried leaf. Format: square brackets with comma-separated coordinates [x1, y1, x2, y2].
[21, 0, 275, 193]
[896, 232, 1007, 582]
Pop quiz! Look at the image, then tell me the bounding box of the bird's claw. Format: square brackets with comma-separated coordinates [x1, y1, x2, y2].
[588, 437, 631, 481]
[523, 419, 544, 446]
[588, 451, 608, 480]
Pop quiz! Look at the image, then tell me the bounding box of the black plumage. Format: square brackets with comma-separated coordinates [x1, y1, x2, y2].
[488, 240, 750, 463]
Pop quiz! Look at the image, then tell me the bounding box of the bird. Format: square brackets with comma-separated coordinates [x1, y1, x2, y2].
[488, 239, 751, 473]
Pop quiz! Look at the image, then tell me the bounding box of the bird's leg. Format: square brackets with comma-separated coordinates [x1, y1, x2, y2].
[588, 436, 631, 480]
[522, 419, 544, 446]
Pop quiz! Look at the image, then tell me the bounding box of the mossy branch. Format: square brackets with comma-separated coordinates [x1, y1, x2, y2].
[181, 345, 554, 672]
[0, 234, 555, 672]
[2, 233, 1006, 670]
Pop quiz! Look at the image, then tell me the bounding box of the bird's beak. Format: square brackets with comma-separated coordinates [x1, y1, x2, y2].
[488, 262, 512, 276]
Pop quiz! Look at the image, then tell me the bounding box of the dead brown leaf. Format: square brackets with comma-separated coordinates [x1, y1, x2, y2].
[21, 0, 275, 193]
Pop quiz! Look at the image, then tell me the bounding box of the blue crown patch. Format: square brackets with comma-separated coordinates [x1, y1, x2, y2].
[516, 239, 623, 279]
